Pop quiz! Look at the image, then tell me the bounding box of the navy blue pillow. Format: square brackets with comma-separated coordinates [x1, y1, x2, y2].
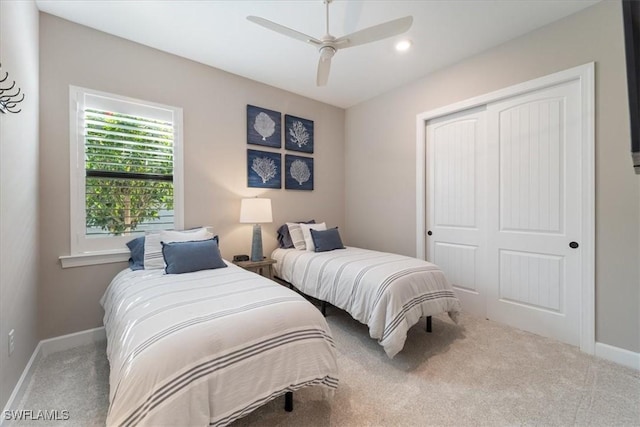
[126, 236, 145, 270]
[127, 234, 219, 271]
[310, 227, 345, 252]
[161, 238, 227, 274]
[277, 220, 315, 248]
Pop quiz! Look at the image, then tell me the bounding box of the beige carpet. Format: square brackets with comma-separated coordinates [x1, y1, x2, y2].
[15, 310, 640, 426]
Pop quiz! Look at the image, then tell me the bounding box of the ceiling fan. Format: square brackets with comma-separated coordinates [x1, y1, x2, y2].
[247, 0, 413, 86]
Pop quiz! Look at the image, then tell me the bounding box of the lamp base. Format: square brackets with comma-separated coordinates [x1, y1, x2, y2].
[250, 224, 263, 262]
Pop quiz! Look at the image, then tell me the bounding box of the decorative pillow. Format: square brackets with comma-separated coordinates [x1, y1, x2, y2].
[287, 222, 307, 250]
[162, 238, 227, 274]
[300, 222, 327, 252]
[144, 227, 214, 270]
[126, 236, 145, 270]
[277, 220, 315, 248]
[311, 227, 345, 252]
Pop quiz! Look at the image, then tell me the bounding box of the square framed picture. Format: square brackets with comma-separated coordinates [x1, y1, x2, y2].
[284, 114, 314, 153]
[248, 149, 281, 189]
[247, 105, 281, 148]
[285, 154, 313, 190]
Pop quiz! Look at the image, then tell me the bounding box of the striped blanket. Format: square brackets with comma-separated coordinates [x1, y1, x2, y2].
[272, 247, 461, 358]
[100, 263, 338, 426]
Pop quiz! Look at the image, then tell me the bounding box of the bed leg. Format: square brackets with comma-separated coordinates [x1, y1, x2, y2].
[426, 316, 432, 333]
[321, 301, 327, 317]
[284, 391, 293, 412]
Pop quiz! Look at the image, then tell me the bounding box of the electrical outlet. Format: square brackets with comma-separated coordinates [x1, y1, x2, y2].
[8, 329, 15, 356]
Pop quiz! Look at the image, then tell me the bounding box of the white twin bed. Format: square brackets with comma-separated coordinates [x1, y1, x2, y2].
[101, 225, 461, 426]
[101, 262, 338, 426]
[272, 246, 461, 358]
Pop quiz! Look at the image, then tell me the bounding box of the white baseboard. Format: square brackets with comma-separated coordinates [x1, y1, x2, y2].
[0, 342, 43, 427]
[595, 341, 640, 371]
[40, 326, 105, 357]
[0, 327, 105, 427]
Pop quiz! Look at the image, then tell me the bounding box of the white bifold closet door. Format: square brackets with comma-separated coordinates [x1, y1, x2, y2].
[426, 80, 582, 346]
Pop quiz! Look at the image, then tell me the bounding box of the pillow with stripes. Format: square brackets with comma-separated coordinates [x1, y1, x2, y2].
[277, 220, 315, 248]
[286, 222, 307, 250]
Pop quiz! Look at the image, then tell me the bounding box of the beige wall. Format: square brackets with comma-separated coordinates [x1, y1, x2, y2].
[0, 0, 40, 409]
[39, 13, 345, 339]
[345, 1, 640, 352]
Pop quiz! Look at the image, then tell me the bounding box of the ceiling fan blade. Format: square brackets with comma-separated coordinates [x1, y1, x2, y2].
[335, 16, 413, 49]
[316, 56, 332, 87]
[247, 16, 322, 46]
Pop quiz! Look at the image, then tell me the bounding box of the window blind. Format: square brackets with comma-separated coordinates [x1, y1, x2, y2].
[84, 108, 175, 236]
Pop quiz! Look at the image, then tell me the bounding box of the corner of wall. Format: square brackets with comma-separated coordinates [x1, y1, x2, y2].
[0, 0, 40, 411]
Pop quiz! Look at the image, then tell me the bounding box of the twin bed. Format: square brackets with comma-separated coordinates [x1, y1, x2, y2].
[101, 226, 461, 426]
[101, 262, 338, 426]
[272, 246, 461, 358]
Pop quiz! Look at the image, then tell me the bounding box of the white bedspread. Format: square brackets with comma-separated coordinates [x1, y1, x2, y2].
[100, 263, 338, 427]
[272, 247, 461, 358]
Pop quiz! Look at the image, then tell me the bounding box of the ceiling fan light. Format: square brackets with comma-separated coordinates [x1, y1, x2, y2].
[320, 46, 336, 60]
[395, 39, 412, 52]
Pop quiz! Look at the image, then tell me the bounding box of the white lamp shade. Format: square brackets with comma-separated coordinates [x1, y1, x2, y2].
[239, 198, 273, 224]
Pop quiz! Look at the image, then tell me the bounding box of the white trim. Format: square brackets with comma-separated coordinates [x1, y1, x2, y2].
[39, 326, 106, 357]
[416, 116, 427, 260]
[416, 62, 596, 355]
[0, 327, 106, 426]
[68, 85, 184, 256]
[595, 342, 640, 371]
[59, 249, 129, 268]
[579, 64, 596, 355]
[0, 343, 43, 427]
[69, 86, 82, 256]
[172, 109, 184, 230]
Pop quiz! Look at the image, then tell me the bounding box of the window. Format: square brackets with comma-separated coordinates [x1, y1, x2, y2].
[69, 86, 183, 257]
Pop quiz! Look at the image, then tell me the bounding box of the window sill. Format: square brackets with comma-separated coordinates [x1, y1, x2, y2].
[59, 250, 129, 269]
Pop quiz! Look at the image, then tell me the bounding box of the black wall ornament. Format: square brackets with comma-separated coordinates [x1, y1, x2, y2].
[0, 63, 25, 114]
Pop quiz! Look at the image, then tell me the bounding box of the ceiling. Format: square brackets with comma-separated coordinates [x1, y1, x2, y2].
[35, 0, 600, 109]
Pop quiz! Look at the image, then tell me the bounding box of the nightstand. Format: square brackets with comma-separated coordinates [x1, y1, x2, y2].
[233, 258, 277, 279]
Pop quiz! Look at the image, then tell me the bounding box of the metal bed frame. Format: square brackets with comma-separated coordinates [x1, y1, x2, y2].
[274, 276, 433, 333]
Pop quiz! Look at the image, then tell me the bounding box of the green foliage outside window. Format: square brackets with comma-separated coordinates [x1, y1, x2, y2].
[84, 109, 174, 236]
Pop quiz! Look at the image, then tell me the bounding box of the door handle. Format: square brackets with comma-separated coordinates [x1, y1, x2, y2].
[427, 230, 433, 236]
[569, 241, 579, 249]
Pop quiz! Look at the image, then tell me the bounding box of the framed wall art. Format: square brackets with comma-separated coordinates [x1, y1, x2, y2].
[247, 105, 281, 148]
[284, 114, 314, 153]
[247, 149, 281, 189]
[285, 154, 313, 191]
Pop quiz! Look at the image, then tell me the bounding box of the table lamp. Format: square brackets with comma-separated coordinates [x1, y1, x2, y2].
[239, 198, 273, 262]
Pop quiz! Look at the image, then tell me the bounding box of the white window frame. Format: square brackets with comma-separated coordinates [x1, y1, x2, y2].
[61, 86, 184, 268]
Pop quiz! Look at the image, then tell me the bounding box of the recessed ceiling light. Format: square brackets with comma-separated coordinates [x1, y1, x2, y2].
[395, 39, 412, 52]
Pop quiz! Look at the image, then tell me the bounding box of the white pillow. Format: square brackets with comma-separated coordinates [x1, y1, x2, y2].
[300, 222, 326, 252]
[144, 227, 214, 270]
[286, 222, 307, 250]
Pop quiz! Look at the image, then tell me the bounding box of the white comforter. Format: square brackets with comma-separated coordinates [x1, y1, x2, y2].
[272, 247, 461, 358]
[100, 263, 338, 427]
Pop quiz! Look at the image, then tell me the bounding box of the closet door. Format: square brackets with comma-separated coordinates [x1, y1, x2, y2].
[426, 80, 583, 347]
[426, 107, 488, 317]
[485, 80, 582, 345]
